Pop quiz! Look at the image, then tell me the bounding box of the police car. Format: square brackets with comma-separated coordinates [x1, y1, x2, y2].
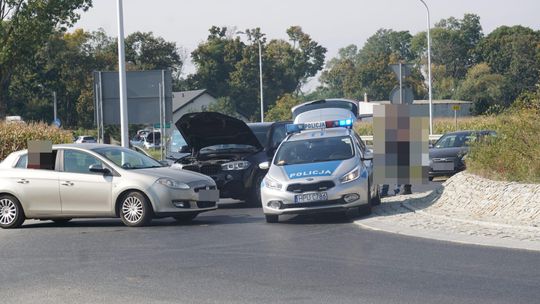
[259, 119, 380, 223]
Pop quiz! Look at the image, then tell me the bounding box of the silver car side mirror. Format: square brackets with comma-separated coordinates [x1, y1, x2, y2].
[89, 164, 110, 174]
[259, 161, 270, 170]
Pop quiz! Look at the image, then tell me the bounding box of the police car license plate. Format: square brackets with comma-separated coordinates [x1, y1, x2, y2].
[294, 192, 328, 203]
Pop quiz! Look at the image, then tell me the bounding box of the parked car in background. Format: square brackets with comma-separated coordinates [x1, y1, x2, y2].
[429, 130, 496, 180]
[143, 131, 161, 149]
[171, 112, 288, 206]
[0, 144, 219, 228]
[74, 136, 96, 143]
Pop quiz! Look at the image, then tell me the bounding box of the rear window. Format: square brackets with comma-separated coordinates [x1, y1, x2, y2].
[274, 136, 354, 166]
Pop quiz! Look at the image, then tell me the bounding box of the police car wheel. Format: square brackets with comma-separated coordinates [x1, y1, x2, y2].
[358, 184, 372, 216]
[372, 185, 381, 206]
[265, 214, 279, 223]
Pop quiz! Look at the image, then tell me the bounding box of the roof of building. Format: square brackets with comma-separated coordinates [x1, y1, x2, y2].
[172, 89, 214, 113]
[365, 99, 473, 105]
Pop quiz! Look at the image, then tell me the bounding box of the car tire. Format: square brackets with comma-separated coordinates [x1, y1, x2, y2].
[429, 176, 434, 181]
[248, 173, 265, 208]
[372, 184, 381, 206]
[0, 194, 25, 229]
[358, 183, 372, 216]
[173, 213, 198, 223]
[52, 218, 72, 225]
[265, 214, 279, 223]
[119, 191, 152, 227]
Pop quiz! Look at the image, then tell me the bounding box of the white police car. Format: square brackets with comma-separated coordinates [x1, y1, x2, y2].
[259, 119, 380, 223]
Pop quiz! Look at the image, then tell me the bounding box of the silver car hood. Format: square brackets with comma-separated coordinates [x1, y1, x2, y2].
[135, 167, 214, 184]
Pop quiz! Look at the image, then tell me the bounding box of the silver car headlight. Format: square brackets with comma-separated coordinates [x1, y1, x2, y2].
[340, 167, 360, 184]
[221, 161, 251, 171]
[157, 178, 190, 190]
[263, 176, 282, 190]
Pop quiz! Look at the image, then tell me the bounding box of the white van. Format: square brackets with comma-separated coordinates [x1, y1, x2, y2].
[292, 99, 359, 123]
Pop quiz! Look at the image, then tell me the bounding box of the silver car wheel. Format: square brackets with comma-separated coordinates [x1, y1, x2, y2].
[0, 198, 17, 225]
[121, 196, 144, 224]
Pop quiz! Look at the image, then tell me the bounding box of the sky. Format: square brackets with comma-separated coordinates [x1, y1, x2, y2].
[74, 0, 540, 91]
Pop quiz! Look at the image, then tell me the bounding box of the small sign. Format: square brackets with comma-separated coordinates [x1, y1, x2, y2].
[452, 105, 461, 111]
[153, 123, 171, 128]
[52, 118, 61, 127]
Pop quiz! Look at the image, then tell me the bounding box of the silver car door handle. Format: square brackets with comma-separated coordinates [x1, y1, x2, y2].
[61, 181, 74, 186]
[16, 179, 29, 184]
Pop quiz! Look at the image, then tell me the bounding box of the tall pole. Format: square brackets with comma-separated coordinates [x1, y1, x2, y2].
[53, 91, 57, 121]
[117, 0, 129, 147]
[258, 39, 264, 122]
[420, 0, 433, 135]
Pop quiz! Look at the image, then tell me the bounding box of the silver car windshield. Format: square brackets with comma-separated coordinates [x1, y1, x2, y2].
[93, 147, 163, 170]
[274, 136, 354, 166]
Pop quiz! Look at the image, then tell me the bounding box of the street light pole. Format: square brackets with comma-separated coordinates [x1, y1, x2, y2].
[53, 91, 57, 121]
[257, 39, 264, 122]
[419, 0, 433, 135]
[116, 0, 129, 147]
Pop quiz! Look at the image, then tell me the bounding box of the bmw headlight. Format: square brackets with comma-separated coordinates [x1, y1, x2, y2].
[221, 161, 251, 171]
[157, 178, 190, 190]
[340, 167, 360, 184]
[264, 176, 282, 190]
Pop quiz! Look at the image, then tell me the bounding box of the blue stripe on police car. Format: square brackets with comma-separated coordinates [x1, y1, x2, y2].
[283, 160, 341, 179]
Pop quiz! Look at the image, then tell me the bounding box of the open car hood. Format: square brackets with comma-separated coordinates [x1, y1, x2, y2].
[175, 112, 263, 152]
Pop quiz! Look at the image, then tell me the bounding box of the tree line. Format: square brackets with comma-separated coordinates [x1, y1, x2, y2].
[1, 1, 539, 126]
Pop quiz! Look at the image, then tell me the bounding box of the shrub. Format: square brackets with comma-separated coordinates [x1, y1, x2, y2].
[467, 109, 540, 183]
[0, 122, 73, 160]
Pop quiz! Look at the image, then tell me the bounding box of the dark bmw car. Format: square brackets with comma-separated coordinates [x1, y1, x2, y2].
[429, 130, 496, 180]
[173, 112, 288, 206]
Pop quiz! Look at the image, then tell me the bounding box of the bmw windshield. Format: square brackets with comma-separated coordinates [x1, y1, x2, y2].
[274, 136, 354, 166]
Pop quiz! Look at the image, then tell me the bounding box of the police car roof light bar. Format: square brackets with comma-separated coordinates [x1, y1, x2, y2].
[286, 119, 353, 134]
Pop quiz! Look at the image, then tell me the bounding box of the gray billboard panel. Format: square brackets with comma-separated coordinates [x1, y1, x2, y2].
[94, 70, 172, 125]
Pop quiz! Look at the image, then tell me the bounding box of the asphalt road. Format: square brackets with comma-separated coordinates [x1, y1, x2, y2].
[1, 184, 539, 304]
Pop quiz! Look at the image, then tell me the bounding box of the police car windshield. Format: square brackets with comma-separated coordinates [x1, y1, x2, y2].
[274, 136, 354, 166]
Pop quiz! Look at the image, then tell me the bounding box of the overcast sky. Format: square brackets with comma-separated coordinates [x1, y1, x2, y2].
[75, 0, 540, 90]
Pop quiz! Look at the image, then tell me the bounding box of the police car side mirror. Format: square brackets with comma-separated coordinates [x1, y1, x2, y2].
[259, 161, 270, 170]
[362, 150, 373, 161]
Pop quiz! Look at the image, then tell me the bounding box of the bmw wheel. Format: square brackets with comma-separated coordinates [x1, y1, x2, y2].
[119, 191, 152, 227]
[0, 195, 25, 229]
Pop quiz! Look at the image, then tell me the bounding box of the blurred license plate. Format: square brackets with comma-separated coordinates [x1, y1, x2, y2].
[294, 192, 328, 203]
[433, 162, 454, 171]
[198, 189, 219, 201]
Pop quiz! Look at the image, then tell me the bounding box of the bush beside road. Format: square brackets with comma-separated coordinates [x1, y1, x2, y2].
[0, 122, 73, 160]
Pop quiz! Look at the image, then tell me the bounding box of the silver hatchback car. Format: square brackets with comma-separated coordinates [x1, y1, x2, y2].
[0, 144, 219, 228]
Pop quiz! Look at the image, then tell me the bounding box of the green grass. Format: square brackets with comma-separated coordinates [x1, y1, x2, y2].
[466, 109, 540, 183]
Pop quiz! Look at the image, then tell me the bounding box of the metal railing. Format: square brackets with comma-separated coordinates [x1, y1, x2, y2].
[360, 134, 442, 142]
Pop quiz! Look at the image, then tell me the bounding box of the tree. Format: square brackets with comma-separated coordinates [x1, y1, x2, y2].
[0, 0, 92, 117]
[125, 31, 183, 78]
[188, 26, 326, 120]
[265, 94, 302, 121]
[455, 63, 505, 114]
[317, 29, 425, 101]
[477, 25, 540, 103]
[411, 14, 483, 98]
